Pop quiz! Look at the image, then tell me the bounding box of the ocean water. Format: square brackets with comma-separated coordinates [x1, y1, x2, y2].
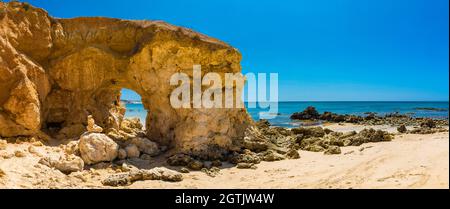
[125, 101, 449, 128]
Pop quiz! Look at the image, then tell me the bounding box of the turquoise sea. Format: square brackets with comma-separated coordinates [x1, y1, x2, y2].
[125, 102, 449, 128]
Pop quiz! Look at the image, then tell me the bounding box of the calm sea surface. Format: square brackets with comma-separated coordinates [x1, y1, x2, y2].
[125, 101, 449, 128]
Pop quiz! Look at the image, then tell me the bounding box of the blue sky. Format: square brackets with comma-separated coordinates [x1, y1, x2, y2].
[17, 0, 449, 101]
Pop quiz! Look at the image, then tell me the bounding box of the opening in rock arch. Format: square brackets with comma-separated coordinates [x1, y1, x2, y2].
[121, 88, 147, 127]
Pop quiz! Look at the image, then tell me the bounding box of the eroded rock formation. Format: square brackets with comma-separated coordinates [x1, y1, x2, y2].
[0, 2, 252, 157]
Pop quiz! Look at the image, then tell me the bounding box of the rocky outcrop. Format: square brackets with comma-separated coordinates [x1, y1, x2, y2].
[290, 106, 320, 120]
[0, 2, 252, 157]
[291, 106, 448, 127]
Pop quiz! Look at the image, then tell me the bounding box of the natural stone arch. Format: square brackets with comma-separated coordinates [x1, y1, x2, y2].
[0, 2, 253, 157]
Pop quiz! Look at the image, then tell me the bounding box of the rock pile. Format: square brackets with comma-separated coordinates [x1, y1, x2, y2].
[290, 107, 449, 127]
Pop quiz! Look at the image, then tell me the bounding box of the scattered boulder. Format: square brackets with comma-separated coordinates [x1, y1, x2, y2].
[408, 127, 448, 134]
[167, 154, 193, 166]
[260, 150, 285, 161]
[130, 137, 159, 156]
[241, 126, 269, 152]
[420, 119, 436, 129]
[229, 150, 261, 164]
[102, 167, 183, 186]
[292, 127, 325, 138]
[124, 144, 140, 158]
[319, 112, 346, 122]
[236, 163, 256, 169]
[79, 133, 119, 165]
[39, 154, 84, 174]
[351, 128, 392, 145]
[285, 149, 300, 159]
[397, 125, 407, 133]
[201, 167, 220, 177]
[324, 146, 341, 155]
[298, 137, 322, 148]
[188, 160, 204, 170]
[290, 106, 320, 120]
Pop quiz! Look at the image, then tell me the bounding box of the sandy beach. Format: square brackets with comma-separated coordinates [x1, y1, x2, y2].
[1, 2, 448, 191]
[1, 124, 448, 189]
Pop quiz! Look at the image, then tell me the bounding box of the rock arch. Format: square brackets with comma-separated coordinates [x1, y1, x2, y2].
[0, 2, 252, 157]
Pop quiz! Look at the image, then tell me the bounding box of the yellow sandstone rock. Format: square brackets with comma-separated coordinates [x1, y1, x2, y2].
[0, 2, 253, 157]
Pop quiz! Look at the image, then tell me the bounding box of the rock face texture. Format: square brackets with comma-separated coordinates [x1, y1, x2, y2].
[79, 133, 119, 164]
[0, 2, 252, 157]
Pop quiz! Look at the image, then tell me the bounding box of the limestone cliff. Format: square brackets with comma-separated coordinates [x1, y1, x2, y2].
[0, 2, 252, 157]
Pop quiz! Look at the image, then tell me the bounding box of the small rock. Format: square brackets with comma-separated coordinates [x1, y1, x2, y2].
[118, 149, 127, 160]
[290, 106, 320, 120]
[211, 160, 222, 167]
[0, 168, 5, 178]
[202, 167, 220, 177]
[125, 144, 140, 158]
[64, 140, 80, 156]
[236, 163, 254, 169]
[420, 119, 436, 128]
[180, 167, 190, 173]
[130, 137, 159, 156]
[261, 150, 285, 161]
[229, 150, 261, 164]
[0, 140, 7, 150]
[140, 154, 153, 161]
[397, 125, 407, 133]
[324, 146, 341, 155]
[32, 141, 44, 146]
[39, 154, 84, 174]
[120, 163, 138, 172]
[27, 146, 41, 156]
[14, 150, 26, 157]
[167, 154, 193, 166]
[285, 149, 300, 159]
[188, 160, 204, 170]
[87, 115, 103, 133]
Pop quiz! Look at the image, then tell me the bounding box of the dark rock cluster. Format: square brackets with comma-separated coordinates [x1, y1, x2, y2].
[290, 106, 449, 127]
